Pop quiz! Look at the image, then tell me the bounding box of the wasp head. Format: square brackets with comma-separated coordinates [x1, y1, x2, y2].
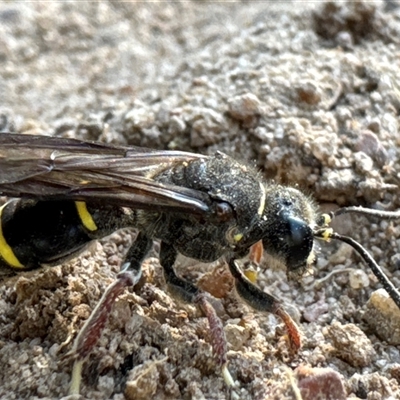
[259, 185, 317, 276]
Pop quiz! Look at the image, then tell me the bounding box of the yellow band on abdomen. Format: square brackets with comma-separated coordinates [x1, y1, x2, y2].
[0, 202, 24, 269]
[75, 201, 98, 232]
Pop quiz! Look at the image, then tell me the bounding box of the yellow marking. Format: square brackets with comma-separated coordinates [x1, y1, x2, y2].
[222, 363, 236, 388]
[233, 233, 243, 242]
[0, 203, 24, 269]
[69, 359, 83, 395]
[321, 228, 333, 241]
[321, 213, 332, 225]
[244, 269, 258, 283]
[75, 201, 98, 231]
[257, 182, 266, 216]
[227, 227, 243, 245]
[306, 251, 316, 266]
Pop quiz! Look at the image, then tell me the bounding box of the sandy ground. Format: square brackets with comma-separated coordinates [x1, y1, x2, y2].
[1, 1, 400, 399]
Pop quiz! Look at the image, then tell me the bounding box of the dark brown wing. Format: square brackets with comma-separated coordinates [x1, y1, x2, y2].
[0, 133, 211, 215]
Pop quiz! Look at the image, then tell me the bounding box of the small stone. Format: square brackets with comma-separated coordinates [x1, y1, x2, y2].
[227, 93, 263, 127]
[296, 365, 346, 400]
[296, 81, 322, 105]
[325, 321, 375, 367]
[125, 361, 159, 400]
[364, 289, 400, 345]
[348, 269, 370, 289]
[228, 93, 262, 121]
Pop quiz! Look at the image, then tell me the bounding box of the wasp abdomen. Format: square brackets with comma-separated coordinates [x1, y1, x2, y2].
[0, 199, 95, 270]
[0, 199, 134, 271]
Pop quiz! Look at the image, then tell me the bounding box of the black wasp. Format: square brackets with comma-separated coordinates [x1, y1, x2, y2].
[0, 132, 399, 395]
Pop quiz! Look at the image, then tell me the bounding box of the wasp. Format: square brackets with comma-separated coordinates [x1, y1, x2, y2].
[0, 132, 399, 396]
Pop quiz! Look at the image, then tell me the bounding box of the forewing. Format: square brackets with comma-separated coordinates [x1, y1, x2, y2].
[0, 133, 210, 215]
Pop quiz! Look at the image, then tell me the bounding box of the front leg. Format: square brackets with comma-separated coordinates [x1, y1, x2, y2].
[160, 242, 235, 388]
[228, 258, 301, 352]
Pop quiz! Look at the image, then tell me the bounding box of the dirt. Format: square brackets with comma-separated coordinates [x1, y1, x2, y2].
[1, 1, 400, 399]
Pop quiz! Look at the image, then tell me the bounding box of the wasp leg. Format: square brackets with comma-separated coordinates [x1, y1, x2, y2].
[228, 258, 301, 352]
[69, 232, 152, 395]
[160, 242, 235, 389]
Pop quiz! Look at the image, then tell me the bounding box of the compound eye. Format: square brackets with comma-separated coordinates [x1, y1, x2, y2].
[262, 214, 314, 273]
[285, 216, 314, 271]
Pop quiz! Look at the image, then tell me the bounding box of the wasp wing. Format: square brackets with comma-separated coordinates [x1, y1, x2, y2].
[0, 133, 211, 215]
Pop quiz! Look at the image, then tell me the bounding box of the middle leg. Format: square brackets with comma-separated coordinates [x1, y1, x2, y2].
[160, 241, 235, 388]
